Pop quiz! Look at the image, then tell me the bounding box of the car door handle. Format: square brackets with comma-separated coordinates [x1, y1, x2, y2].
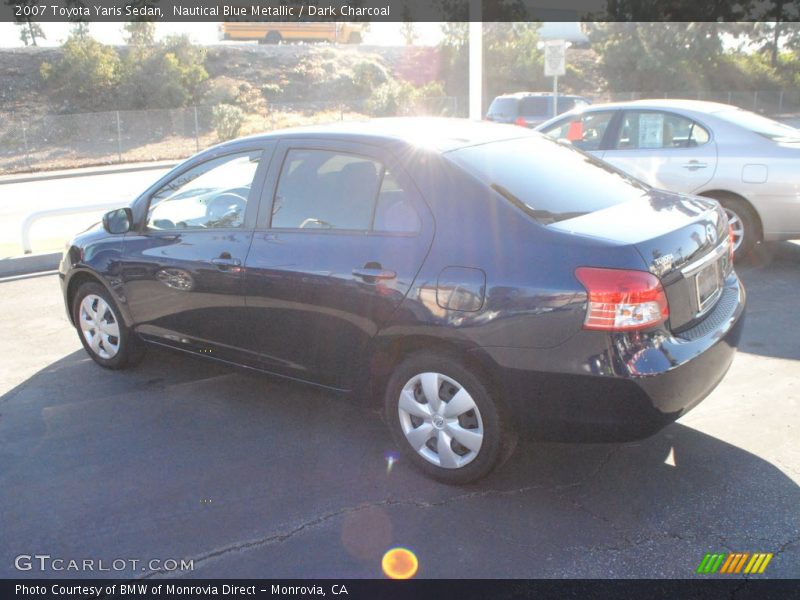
[352, 267, 396, 281]
[682, 161, 708, 170]
[211, 256, 242, 269]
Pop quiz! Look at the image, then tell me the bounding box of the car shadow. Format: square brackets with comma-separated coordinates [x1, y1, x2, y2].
[733, 241, 800, 361]
[1, 346, 797, 578]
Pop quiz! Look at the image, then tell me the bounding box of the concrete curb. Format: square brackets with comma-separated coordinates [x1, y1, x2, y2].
[0, 252, 61, 278]
[0, 161, 178, 186]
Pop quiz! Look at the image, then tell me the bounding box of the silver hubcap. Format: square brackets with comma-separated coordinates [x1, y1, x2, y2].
[724, 207, 744, 252]
[398, 372, 484, 469]
[79, 294, 121, 360]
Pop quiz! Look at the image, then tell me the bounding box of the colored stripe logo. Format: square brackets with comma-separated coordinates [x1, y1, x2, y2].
[697, 552, 773, 574]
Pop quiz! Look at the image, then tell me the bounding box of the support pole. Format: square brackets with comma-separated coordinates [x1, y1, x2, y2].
[553, 75, 558, 118]
[468, 1, 483, 120]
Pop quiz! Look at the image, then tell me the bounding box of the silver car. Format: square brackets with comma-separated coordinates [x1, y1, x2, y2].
[536, 99, 800, 257]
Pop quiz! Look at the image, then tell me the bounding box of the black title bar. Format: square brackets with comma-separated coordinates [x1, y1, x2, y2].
[4, 578, 800, 600]
[1, 0, 797, 23]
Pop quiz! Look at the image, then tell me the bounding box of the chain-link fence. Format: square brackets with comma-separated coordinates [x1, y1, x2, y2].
[0, 97, 460, 175]
[3, 90, 799, 175]
[598, 90, 800, 116]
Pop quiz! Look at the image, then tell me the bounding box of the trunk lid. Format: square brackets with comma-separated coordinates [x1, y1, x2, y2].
[550, 190, 732, 330]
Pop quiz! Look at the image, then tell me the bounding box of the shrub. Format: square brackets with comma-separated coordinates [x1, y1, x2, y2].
[261, 83, 283, 100]
[212, 103, 245, 141]
[365, 79, 450, 117]
[118, 34, 208, 110]
[40, 35, 120, 110]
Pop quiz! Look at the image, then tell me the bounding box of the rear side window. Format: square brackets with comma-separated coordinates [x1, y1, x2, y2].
[445, 135, 650, 223]
[614, 111, 710, 149]
[271, 149, 419, 233]
[519, 97, 549, 116]
[559, 98, 576, 112]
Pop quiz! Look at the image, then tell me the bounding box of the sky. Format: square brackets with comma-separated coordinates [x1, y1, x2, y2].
[0, 22, 445, 47]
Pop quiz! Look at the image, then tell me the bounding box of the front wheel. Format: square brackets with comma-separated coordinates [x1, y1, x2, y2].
[73, 282, 144, 369]
[384, 353, 505, 484]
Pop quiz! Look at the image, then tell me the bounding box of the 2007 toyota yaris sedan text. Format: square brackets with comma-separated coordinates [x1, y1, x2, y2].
[60, 118, 745, 484]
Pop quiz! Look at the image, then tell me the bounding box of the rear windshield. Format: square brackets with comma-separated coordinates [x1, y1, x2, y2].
[487, 98, 519, 118]
[716, 109, 800, 143]
[445, 135, 651, 224]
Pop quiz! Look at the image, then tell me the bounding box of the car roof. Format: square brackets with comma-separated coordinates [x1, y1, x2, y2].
[221, 118, 537, 154]
[493, 92, 586, 99]
[569, 98, 737, 114]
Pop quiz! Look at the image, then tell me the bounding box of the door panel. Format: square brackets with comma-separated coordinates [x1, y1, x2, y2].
[242, 141, 433, 389]
[121, 148, 269, 358]
[602, 110, 718, 193]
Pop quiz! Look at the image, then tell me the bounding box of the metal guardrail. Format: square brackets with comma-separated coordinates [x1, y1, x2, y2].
[21, 202, 123, 254]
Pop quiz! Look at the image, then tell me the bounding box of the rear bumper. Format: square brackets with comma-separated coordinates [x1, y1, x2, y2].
[477, 273, 746, 442]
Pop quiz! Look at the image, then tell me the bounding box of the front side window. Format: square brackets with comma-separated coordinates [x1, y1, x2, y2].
[541, 111, 615, 152]
[614, 111, 710, 150]
[271, 149, 419, 233]
[147, 151, 261, 230]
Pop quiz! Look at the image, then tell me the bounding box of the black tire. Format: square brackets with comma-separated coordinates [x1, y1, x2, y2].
[383, 352, 507, 484]
[711, 194, 760, 261]
[265, 31, 281, 44]
[72, 282, 144, 370]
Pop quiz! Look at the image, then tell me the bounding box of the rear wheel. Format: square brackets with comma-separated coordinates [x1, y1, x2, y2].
[73, 282, 144, 369]
[707, 194, 760, 260]
[384, 353, 505, 484]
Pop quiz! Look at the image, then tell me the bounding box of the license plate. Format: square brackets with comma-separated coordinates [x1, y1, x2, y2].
[696, 260, 722, 312]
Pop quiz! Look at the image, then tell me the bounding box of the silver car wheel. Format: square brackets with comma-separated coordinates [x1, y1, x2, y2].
[398, 372, 484, 469]
[724, 207, 744, 252]
[79, 294, 121, 360]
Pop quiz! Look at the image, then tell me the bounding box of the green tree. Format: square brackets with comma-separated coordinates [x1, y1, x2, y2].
[70, 21, 90, 39]
[40, 34, 120, 110]
[587, 22, 727, 94]
[123, 21, 155, 46]
[16, 20, 45, 46]
[439, 23, 548, 107]
[8, 0, 46, 46]
[118, 34, 208, 109]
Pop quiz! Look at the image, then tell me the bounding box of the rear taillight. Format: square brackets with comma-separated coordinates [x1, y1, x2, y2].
[575, 267, 669, 331]
[514, 116, 527, 127]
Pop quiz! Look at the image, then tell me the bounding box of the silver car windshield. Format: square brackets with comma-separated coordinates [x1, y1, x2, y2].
[716, 109, 800, 143]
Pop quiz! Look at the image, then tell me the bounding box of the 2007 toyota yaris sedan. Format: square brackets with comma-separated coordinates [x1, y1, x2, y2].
[60, 118, 745, 484]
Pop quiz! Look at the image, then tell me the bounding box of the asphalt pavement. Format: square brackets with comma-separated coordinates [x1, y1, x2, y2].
[0, 243, 798, 579]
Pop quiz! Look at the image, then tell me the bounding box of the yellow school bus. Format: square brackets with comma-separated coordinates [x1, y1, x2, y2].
[221, 22, 364, 44]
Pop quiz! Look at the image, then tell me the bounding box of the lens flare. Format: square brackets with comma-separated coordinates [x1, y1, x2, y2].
[382, 547, 418, 579]
[385, 451, 399, 474]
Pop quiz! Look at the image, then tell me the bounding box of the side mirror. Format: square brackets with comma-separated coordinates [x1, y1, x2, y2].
[102, 207, 133, 234]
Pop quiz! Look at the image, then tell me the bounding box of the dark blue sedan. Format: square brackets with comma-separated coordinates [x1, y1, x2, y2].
[60, 119, 745, 484]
